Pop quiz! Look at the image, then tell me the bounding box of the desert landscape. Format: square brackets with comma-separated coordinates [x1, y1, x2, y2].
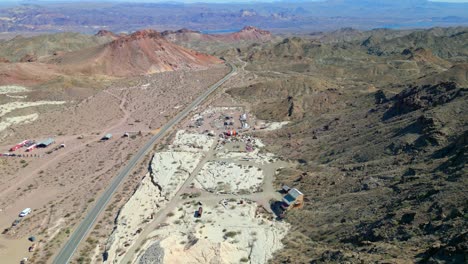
[0, 1, 467, 264]
[102, 106, 292, 264]
[0, 28, 232, 263]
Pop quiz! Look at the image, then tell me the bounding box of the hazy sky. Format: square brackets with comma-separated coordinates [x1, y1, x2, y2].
[1, 0, 468, 3]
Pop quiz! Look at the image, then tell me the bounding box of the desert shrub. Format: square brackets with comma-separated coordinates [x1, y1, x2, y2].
[224, 231, 237, 238]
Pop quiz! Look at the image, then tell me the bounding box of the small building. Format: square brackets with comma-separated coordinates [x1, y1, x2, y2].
[240, 113, 247, 121]
[281, 188, 304, 210]
[36, 138, 55, 148]
[101, 134, 112, 140]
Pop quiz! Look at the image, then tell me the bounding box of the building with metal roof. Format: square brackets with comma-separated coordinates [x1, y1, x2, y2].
[101, 133, 113, 140]
[36, 138, 55, 148]
[281, 188, 304, 210]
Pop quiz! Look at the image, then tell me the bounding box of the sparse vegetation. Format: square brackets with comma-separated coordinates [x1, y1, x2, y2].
[224, 231, 237, 238]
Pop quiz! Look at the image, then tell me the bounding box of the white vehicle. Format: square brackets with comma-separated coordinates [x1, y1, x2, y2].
[19, 208, 31, 217]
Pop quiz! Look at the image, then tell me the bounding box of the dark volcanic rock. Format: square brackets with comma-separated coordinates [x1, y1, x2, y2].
[374, 89, 388, 104]
[418, 232, 468, 263]
[400, 212, 416, 224]
[383, 82, 465, 120]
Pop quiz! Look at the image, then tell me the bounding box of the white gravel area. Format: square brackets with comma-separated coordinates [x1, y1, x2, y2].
[263, 121, 290, 131]
[106, 174, 165, 263]
[171, 130, 215, 152]
[195, 161, 264, 194]
[151, 151, 202, 197]
[0, 85, 29, 94]
[106, 151, 202, 263]
[0, 113, 38, 133]
[142, 199, 289, 264]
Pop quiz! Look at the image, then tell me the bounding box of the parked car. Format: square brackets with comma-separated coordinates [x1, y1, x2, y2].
[19, 208, 31, 217]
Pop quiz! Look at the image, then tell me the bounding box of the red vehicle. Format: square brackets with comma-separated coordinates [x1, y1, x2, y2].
[9, 145, 22, 151]
[9, 140, 30, 152]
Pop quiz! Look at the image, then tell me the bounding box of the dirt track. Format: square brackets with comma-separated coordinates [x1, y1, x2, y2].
[0, 65, 229, 264]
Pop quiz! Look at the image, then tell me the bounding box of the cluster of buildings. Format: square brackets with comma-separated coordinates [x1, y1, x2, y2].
[5, 138, 55, 154]
[223, 113, 250, 137]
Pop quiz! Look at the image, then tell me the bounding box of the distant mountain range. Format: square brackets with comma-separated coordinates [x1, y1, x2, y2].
[0, 0, 467, 33]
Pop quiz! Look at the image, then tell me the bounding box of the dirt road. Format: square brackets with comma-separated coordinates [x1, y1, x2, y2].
[52, 62, 237, 264]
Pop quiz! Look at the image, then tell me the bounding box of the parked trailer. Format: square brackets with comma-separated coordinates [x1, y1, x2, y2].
[24, 140, 35, 147]
[9, 140, 30, 151]
[26, 144, 37, 152]
[9, 145, 22, 152]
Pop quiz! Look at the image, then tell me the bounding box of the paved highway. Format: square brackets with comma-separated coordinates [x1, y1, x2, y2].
[53, 62, 236, 264]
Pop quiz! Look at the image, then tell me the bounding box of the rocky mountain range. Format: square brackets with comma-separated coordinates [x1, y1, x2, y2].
[161, 26, 274, 53]
[162, 26, 272, 44]
[225, 26, 467, 263]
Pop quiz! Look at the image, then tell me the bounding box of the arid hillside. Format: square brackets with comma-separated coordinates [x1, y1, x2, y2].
[50, 29, 223, 77]
[226, 26, 467, 263]
[160, 26, 275, 54]
[0, 32, 114, 62]
[163, 26, 271, 43]
[237, 27, 467, 89]
[0, 28, 223, 87]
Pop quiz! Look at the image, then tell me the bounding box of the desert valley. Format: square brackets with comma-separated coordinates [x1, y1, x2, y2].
[0, 1, 467, 264]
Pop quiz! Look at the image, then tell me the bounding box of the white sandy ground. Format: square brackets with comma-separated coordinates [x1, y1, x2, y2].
[139, 199, 289, 264]
[6, 95, 27, 99]
[106, 174, 165, 262]
[0, 113, 38, 133]
[0, 85, 29, 94]
[215, 138, 276, 165]
[106, 151, 203, 263]
[106, 127, 287, 264]
[262, 121, 290, 131]
[195, 161, 263, 194]
[151, 152, 203, 197]
[0, 101, 65, 118]
[171, 130, 214, 152]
